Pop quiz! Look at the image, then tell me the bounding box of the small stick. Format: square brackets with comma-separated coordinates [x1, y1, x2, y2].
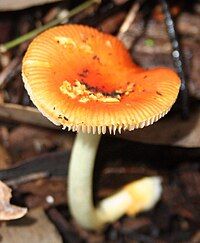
[118, 0, 145, 37]
[47, 207, 79, 242]
[160, 0, 189, 118]
[0, 56, 21, 88]
[117, 0, 145, 47]
[5, 171, 49, 187]
[0, 0, 101, 53]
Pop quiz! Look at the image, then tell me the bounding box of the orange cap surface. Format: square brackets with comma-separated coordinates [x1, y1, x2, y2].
[22, 24, 180, 134]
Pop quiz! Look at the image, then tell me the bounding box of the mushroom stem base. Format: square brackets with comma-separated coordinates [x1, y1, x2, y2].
[67, 132, 162, 230]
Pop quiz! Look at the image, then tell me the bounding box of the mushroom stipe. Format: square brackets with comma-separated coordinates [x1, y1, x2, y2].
[22, 24, 181, 230]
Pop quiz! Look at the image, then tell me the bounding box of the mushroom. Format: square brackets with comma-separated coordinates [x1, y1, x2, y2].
[22, 24, 180, 230]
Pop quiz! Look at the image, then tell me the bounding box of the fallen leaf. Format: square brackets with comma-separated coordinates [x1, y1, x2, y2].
[0, 180, 27, 220]
[0, 208, 62, 243]
[0, 0, 62, 11]
[0, 103, 55, 129]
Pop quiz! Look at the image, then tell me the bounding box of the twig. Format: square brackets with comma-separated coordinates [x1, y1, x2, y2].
[47, 207, 79, 242]
[118, 0, 144, 37]
[0, 151, 68, 181]
[0, 0, 101, 53]
[0, 57, 21, 88]
[160, 0, 189, 118]
[6, 172, 49, 187]
[117, 0, 145, 48]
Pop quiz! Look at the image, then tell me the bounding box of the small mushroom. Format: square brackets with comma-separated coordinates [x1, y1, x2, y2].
[0, 181, 27, 220]
[22, 24, 180, 230]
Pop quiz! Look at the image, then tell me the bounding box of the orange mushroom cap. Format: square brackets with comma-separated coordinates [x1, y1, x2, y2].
[22, 24, 181, 134]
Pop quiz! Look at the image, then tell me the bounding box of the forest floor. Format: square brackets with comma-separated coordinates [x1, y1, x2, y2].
[0, 0, 199, 242]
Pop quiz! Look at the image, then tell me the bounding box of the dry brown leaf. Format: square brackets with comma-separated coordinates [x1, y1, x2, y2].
[0, 180, 27, 220]
[0, 208, 62, 243]
[0, 103, 55, 129]
[0, 145, 11, 169]
[0, 0, 62, 11]
[120, 106, 200, 148]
